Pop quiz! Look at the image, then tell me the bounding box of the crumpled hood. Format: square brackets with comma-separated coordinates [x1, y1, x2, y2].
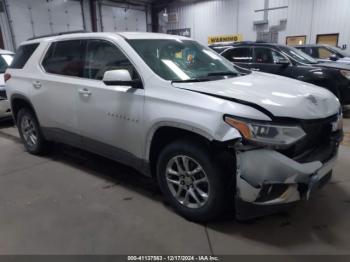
[173, 72, 340, 120]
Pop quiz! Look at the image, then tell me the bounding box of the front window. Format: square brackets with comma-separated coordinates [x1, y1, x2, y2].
[128, 39, 240, 82]
[318, 47, 333, 59]
[84, 40, 139, 80]
[279, 46, 318, 64]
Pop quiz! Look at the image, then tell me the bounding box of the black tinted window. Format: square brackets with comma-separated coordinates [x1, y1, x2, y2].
[253, 48, 286, 64]
[297, 47, 306, 52]
[84, 40, 139, 80]
[222, 48, 252, 62]
[307, 47, 319, 58]
[254, 48, 274, 63]
[10, 43, 39, 69]
[42, 40, 84, 77]
[302, 47, 315, 57]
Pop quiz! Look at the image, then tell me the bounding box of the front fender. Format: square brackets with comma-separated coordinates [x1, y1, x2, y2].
[144, 120, 242, 161]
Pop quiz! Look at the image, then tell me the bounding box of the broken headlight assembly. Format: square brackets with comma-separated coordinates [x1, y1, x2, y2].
[224, 115, 306, 148]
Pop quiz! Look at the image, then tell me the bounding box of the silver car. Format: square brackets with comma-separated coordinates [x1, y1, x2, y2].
[5, 32, 343, 221]
[295, 44, 350, 65]
[0, 49, 14, 119]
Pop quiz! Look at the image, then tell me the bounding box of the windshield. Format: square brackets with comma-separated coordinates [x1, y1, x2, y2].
[0, 54, 13, 73]
[128, 39, 240, 82]
[279, 46, 318, 64]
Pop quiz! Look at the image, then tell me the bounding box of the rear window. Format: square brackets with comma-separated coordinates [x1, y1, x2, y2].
[42, 40, 84, 77]
[10, 43, 39, 69]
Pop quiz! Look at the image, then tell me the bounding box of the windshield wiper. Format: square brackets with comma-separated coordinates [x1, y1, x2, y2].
[171, 72, 238, 84]
[206, 72, 239, 77]
[171, 78, 209, 84]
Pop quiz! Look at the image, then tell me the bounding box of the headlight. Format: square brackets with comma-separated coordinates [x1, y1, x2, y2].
[224, 116, 306, 147]
[340, 70, 350, 80]
[332, 110, 343, 132]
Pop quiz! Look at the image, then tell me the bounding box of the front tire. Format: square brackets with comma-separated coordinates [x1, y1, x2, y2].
[157, 140, 229, 222]
[17, 108, 50, 155]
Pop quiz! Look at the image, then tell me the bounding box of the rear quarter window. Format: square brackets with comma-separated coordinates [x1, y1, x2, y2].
[10, 43, 39, 69]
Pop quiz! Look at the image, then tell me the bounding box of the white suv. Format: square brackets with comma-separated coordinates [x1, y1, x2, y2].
[5, 32, 343, 221]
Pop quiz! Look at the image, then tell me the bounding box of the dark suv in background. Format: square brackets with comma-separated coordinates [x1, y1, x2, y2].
[295, 44, 350, 64]
[210, 42, 350, 105]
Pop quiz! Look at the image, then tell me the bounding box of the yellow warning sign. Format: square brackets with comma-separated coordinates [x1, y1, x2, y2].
[208, 34, 243, 44]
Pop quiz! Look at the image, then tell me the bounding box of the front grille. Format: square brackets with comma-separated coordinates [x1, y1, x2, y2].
[297, 117, 335, 154]
[0, 90, 7, 100]
[279, 114, 341, 163]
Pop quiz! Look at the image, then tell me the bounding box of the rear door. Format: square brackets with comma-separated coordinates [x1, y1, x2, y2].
[76, 39, 145, 163]
[220, 47, 253, 69]
[33, 40, 85, 145]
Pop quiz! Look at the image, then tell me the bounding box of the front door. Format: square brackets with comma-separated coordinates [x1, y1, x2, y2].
[76, 39, 145, 164]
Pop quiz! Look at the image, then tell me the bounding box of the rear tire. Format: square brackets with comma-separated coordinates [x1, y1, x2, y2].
[157, 140, 229, 222]
[17, 108, 50, 155]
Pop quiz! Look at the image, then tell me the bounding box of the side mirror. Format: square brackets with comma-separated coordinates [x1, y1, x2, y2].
[275, 57, 290, 66]
[102, 69, 142, 89]
[330, 54, 339, 61]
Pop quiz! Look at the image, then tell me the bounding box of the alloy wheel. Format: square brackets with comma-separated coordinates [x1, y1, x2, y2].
[165, 155, 210, 209]
[21, 115, 38, 148]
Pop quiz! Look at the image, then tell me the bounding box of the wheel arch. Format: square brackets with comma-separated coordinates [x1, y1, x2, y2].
[146, 122, 238, 177]
[10, 94, 38, 123]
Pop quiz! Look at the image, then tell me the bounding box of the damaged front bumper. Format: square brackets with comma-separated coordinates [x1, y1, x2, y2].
[235, 145, 339, 220]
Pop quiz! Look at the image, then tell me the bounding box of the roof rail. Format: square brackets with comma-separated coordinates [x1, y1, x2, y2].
[27, 30, 89, 41]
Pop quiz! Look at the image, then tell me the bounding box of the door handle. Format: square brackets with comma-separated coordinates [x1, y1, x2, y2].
[250, 68, 260, 71]
[33, 81, 42, 89]
[78, 88, 92, 96]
